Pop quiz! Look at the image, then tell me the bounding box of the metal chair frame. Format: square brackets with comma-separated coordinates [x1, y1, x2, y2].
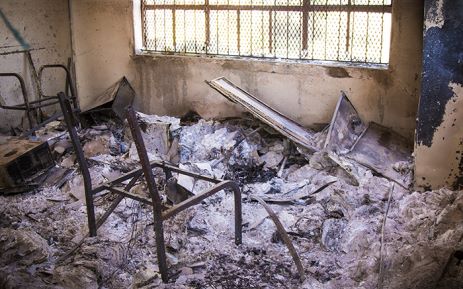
[0, 54, 78, 133]
[57, 92, 242, 282]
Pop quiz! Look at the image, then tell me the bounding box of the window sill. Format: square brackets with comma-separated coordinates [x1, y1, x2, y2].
[133, 50, 389, 71]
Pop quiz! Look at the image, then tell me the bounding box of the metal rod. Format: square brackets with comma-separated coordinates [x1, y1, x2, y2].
[302, 0, 309, 52]
[268, 9, 273, 55]
[126, 106, 169, 283]
[93, 160, 221, 194]
[29, 101, 60, 108]
[141, 1, 147, 49]
[251, 0, 254, 55]
[38, 64, 77, 109]
[252, 195, 305, 281]
[365, 1, 371, 62]
[162, 180, 242, 245]
[231, 181, 243, 245]
[172, 6, 177, 49]
[336, 2, 342, 61]
[93, 166, 148, 193]
[160, 162, 221, 183]
[22, 111, 61, 137]
[0, 106, 27, 111]
[194, 0, 197, 53]
[346, 0, 351, 54]
[311, 4, 315, 59]
[205, 0, 210, 51]
[379, 0, 385, 63]
[58, 92, 97, 237]
[104, 185, 154, 205]
[237, 9, 241, 55]
[95, 172, 142, 229]
[55, 172, 143, 264]
[144, 4, 391, 12]
[25, 51, 41, 101]
[183, 4, 187, 53]
[260, 6, 264, 56]
[216, 4, 219, 53]
[324, 3, 328, 60]
[0, 73, 34, 129]
[20, 95, 58, 105]
[24, 51, 44, 123]
[286, 0, 289, 59]
[4, 99, 60, 110]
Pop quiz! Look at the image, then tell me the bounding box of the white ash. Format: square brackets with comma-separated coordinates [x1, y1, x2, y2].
[0, 114, 461, 289]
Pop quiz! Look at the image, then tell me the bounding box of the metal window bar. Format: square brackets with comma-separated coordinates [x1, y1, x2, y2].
[142, 0, 392, 64]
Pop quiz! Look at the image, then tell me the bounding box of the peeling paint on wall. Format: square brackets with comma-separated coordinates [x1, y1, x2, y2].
[415, 82, 463, 189]
[417, 0, 463, 147]
[424, 0, 444, 30]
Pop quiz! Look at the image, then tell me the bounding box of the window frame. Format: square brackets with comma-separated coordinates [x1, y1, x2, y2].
[135, 0, 393, 66]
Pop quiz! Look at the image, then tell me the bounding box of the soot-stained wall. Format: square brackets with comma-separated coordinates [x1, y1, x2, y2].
[414, 0, 463, 190]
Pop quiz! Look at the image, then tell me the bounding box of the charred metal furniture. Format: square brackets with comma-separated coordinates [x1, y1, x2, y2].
[0, 50, 77, 133]
[57, 92, 242, 282]
[37, 64, 78, 108]
[0, 73, 34, 129]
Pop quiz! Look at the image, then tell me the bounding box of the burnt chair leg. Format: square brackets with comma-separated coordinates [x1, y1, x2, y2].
[228, 182, 243, 245]
[95, 172, 142, 230]
[161, 179, 242, 247]
[126, 106, 169, 282]
[57, 92, 97, 237]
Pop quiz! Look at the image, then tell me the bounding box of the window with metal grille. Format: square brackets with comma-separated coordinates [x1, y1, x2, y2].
[141, 0, 392, 64]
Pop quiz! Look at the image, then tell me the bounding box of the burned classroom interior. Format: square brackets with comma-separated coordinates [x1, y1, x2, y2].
[0, 0, 462, 288]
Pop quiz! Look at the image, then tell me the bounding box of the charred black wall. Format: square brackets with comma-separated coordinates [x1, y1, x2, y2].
[417, 0, 463, 147]
[414, 0, 463, 189]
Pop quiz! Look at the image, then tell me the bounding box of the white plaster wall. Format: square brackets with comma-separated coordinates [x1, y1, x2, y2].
[0, 0, 72, 132]
[69, 0, 136, 112]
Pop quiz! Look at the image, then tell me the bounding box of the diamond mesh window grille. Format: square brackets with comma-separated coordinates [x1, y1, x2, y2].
[141, 0, 392, 64]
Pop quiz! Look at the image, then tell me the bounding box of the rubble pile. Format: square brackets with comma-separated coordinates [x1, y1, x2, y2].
[0, 112, 462, 289]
